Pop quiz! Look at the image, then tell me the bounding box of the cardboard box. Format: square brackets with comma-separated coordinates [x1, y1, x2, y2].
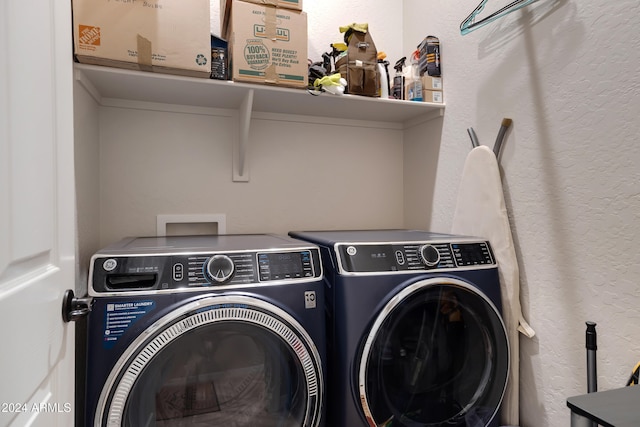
[73, 0, 211, 78]
[421, 75, 443, 90]
[224, 0, 308, 88]
[220, 0, 303, 35]
[422, 89, 444, 104]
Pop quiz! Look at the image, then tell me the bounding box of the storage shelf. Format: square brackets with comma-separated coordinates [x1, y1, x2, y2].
[74, 63, 445, 181]
[74, 63, 444, 125]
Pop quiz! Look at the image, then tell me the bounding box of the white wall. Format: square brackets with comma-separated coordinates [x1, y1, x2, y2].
[401, 0, 640, 426]
[96, 106, 405, 244]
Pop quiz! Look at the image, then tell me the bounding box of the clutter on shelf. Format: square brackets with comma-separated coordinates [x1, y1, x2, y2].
[392, 35, 443, 103]
[72, 0, 212, 78]
[210, 35, 228, 80]
[335, 23, 381, 97]
[71, 0, 444, 103]
[221, 0, 308, 88]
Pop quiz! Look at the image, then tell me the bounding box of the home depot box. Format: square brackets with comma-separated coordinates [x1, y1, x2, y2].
[224, 0, 307, 88]
[220, 0, 303, 36]
[73, 0, 211, 78]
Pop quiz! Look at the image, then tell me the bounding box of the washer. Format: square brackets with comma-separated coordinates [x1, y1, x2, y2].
[84, 234, 325, 427]
[288, 229, 509, 427]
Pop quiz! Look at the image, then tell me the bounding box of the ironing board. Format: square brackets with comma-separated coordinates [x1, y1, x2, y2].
[451, 145, 534, 426]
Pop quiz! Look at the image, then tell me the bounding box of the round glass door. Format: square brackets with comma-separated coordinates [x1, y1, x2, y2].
[97, 295, 323, 427]
[359, 278, 509, 427]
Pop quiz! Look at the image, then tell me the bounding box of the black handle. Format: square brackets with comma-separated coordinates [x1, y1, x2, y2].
[585, 321, 598, 394]
[62, 289, 92, 323]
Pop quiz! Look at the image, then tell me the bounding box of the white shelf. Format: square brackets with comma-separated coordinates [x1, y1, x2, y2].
[74, 63, 445, 181]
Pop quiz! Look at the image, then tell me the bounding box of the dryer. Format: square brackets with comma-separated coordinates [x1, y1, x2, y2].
[288, 230, 509, 427]
[84, 234, 325, 427]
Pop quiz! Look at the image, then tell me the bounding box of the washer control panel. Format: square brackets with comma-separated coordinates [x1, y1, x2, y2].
[91, 249, 321, 293]
[336, 241, 495, 273]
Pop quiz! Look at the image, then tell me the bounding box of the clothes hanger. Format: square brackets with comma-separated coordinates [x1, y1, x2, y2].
[460, 0, 537, 35]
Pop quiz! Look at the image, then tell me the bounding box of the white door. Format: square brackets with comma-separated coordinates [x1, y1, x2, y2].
[0, 0, 76, 425]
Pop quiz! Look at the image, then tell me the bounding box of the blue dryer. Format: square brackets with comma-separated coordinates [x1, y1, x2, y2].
[288, 230, 509, 427]
[84, 234, 326, 427]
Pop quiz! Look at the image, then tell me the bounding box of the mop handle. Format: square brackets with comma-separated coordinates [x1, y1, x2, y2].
[586, 321, 597, 393]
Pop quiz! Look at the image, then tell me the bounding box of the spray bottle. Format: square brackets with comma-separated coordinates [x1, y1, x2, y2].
[392, 56, 406, 100]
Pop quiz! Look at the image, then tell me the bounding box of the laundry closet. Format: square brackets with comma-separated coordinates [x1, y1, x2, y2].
[3, 0, 640, 426]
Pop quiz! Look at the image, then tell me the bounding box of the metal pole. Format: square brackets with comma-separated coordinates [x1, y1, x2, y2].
[571, 411, 594, 427]
[585, 321, 597, 427]
[586, 321, 597, 393]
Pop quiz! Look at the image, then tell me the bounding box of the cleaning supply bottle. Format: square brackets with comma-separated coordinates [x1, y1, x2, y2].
[406, 49, 423, 102]
[377, 52, 390, 98]
[392, 56, 406, 99]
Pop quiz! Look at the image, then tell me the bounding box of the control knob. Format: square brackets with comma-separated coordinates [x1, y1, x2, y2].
[419, 245, 440, 268]
[206, 254, 235, 283]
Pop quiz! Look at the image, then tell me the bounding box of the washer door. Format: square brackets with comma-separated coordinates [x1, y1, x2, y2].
[358, 278, 509, 427]
[96, 294, 323, 427]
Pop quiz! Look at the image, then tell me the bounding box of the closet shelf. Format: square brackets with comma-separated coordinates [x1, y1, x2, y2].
[74, 63, 445, 182]
[74, 63, 444, 125]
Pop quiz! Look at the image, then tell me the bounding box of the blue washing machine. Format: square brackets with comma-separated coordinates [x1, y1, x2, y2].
[84, 234, 326, 427]
[288, 230, 509, 427]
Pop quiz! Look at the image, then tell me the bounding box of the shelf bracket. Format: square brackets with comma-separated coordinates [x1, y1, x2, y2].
[233, 89, 254, 182]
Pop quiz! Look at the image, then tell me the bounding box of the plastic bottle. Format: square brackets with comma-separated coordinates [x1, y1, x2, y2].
[406, 49, 423, 102]
[392, 56, 406, 100]
[377, 52, 390, 99]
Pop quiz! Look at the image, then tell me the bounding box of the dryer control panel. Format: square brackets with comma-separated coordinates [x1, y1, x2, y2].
[336, 241, 495, 273]
[90, 249, 322, 295]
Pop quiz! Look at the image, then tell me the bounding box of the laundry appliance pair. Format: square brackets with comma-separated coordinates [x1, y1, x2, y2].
[83, 230, 509, 427]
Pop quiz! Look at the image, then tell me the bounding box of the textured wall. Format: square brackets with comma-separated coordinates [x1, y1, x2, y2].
[402, 0, 640, 425]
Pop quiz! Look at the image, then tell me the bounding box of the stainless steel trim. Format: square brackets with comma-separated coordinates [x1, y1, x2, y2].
[88, 276, 323, 297]
[91, 245, 320, 259]
[88, 246, 323, 296]
[333, 239, 495, 275]
[357, 277, 509, 427]
[95, 294, 324, 427]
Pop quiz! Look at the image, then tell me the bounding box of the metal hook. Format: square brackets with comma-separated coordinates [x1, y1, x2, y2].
[467, 127, 480, 148]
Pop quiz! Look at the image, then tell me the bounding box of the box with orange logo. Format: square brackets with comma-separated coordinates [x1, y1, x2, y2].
[223, 0, 307, 88]
[73, 0, 211, 78]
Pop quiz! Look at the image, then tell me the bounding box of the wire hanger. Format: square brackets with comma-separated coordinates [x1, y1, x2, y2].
[460, 0, 536, 35]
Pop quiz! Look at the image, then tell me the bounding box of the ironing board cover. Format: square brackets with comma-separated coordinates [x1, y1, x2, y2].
[451, 145, 535, 426]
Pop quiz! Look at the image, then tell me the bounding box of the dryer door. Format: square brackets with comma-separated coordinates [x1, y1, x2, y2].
[95, 294, 323, 427]
[358, 277, 509, 427]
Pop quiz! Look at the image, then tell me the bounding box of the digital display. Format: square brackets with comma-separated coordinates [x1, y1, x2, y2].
[339, 245, 397, 272]
[269, 253, 303, 275]
[258, 251, 312, 281]
[452, 243, 493, 266]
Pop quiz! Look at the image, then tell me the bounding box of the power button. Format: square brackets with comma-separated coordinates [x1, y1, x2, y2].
[173, 263, 184, 281]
